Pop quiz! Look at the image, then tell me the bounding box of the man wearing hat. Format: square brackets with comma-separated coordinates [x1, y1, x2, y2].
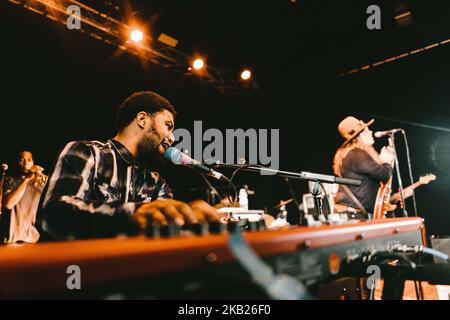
[332, 116, 395, 215]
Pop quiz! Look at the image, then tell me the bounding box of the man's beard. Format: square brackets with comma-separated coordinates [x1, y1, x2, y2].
[136, 131, 167, 172]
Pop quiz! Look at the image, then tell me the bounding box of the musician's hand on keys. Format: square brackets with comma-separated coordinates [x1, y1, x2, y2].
[379, 146, 395, 165]
[131, 199, 219, 231]
[189, 199, 220, 223]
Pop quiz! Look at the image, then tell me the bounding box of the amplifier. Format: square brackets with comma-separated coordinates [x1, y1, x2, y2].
[430, 236, 450, 263]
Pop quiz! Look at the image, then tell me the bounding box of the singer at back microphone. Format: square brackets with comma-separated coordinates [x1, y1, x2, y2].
[333, 116, 396, 215]
[374, 128, 404, 138]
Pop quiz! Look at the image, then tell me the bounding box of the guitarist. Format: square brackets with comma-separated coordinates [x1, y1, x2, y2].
[333, 116, 395, 217]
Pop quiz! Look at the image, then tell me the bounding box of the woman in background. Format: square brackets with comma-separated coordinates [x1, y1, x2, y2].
[1, 150, 47, 243]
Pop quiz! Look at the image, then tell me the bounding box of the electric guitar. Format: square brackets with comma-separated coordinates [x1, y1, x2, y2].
[373, 173, 436, 219]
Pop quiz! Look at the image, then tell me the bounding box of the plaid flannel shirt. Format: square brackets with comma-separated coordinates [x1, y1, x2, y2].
[38, 139, 173, 239]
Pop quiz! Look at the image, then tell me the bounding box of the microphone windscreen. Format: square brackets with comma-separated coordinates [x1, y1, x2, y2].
[1, 163, 8, 171]
[164, 147, 193, 165]
[164, 147, 181, 164]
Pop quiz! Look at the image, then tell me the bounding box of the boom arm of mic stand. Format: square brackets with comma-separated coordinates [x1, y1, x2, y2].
[211, 164, 361, 186]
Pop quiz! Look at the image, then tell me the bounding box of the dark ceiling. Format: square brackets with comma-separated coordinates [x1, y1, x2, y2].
[80, 0, 450, 95]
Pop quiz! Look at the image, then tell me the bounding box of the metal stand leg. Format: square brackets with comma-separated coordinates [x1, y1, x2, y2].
[382, 273, 405, 300]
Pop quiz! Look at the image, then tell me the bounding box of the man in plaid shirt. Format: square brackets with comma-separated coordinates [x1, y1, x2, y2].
[38, 91, 218, 240]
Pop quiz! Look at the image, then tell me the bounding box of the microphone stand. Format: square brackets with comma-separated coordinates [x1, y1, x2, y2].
[193, 171, 222, 205]
[212, 163, 361, 223]
[389, 134, 408, 217]
[0, 168, 7, 214]
[212, 163, 361, 186]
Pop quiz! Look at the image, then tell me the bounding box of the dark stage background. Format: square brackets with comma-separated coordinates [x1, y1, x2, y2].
[1, 1, 450, 236]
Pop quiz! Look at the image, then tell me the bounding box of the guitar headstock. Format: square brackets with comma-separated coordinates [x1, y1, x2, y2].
[419, 173, 436, 185]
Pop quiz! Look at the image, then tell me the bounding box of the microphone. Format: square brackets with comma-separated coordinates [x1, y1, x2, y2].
[30, 165, 44, 173]
[164, 147, 226, 181]
[374, 128, 404, 138]
[1, 164, 8, 172]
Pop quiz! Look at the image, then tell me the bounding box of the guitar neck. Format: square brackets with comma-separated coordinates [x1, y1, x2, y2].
[390, 181, 422, 202]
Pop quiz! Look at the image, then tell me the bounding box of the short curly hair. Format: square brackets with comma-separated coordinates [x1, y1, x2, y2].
[116, 91, 177, 131]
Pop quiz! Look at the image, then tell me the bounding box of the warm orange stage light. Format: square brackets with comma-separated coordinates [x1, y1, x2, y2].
[130, 29, 143, 42]
[192, 58, 205, 70]
[241, 69, 251, 80]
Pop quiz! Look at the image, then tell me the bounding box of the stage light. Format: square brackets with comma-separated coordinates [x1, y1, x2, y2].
[241, 69, 252, 80]
[130, 29, 143, 43]
[192, 58, 204, 70]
